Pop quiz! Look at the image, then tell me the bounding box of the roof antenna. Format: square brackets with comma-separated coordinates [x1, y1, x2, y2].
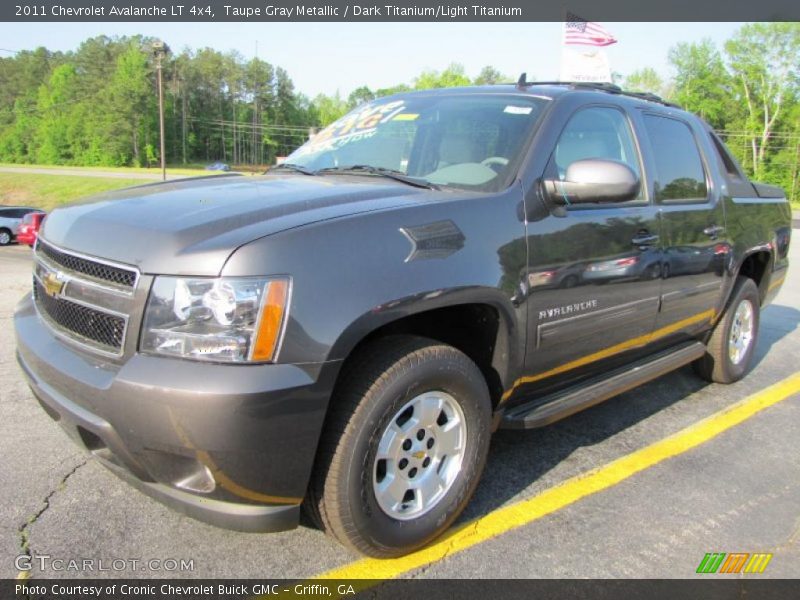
[517, 72, 527, 88]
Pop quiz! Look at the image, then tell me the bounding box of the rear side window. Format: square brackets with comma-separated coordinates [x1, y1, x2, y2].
[8, 208, 33, 218]
[643, 115, 708, 203]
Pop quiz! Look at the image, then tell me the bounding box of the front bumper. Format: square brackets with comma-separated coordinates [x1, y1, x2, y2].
[15, 292, 338, 532]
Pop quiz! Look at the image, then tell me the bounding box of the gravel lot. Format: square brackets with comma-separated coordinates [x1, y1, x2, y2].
[1, 236, 798, 580]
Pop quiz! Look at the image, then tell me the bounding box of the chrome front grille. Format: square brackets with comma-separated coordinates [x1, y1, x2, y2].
[33, 239, 139, 357]
[33, 279, 126, 349]
[37, 240, 138, 288]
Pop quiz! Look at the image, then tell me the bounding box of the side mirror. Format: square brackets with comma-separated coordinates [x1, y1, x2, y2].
[542, 159, 640, 205]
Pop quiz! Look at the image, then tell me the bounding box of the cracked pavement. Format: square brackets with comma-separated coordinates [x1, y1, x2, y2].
[16, 457, 89, 571]
[1, 236, 799, 579]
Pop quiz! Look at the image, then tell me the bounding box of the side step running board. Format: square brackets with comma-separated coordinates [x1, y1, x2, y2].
[500, 341, 706, 430]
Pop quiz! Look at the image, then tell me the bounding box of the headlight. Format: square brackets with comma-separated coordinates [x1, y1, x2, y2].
[141, 276, 290, 363]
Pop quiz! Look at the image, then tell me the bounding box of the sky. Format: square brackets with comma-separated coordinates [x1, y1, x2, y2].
[0, 22, 744, 97]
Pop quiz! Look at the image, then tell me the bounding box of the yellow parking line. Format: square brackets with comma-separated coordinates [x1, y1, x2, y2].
[315, 372, 800, 581]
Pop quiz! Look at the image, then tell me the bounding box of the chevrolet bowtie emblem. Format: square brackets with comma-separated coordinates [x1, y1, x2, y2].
[43, 271, 65, 298]
[412, 451, 425, 460]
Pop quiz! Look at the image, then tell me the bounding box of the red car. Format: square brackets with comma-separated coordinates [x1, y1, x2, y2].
[16, 211, 46, 246]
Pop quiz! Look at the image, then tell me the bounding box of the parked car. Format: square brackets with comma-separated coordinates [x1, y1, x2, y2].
[14, 81, 791, 557]
[16, 211, 47, 247]
[583, 248, 663, 282]
[205, 161, 231, 171]
[526, 261, 586, 289]
[0, 206, 41, 246]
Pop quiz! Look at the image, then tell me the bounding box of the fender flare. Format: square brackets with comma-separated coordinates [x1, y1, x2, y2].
[325, 286, 522, 391]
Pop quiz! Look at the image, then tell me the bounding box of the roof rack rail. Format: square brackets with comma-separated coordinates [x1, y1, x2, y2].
[514, 72, 681, 108]
[516, 73, 621, 93]
[622, 90, 682, 109]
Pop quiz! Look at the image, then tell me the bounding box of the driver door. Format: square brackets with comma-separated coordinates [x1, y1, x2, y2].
[520, 105, 662, 397]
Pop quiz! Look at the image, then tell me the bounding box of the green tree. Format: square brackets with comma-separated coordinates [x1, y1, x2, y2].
[725, 23, 800, 178]
[311, 92, 348, 126]
[624, 67, 667, 98]
[668, 40, 733, 130]
[104, 44, 152, 165]
[760, 100, 800, 203]
[473, 66, 506, 85]
[375, 83, 411, 98]
[34, 63, 78, 163]
[347, 86, 376, 108]
[0, 36, 317, 167]
[414, 63, 471, 89]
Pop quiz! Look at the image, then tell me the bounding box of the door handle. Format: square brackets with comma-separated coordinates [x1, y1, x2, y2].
[703, 225, 725, 239]
[631, 234, 659, 246]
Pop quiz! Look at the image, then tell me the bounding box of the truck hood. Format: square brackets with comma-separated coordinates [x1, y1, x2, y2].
[40, 174, 429, 275]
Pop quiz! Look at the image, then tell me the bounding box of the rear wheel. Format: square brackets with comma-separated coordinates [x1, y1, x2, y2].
[693, 276, 760, 383]
[561, 275, 578, 289]
[307, 335, 491, 557]
[0, 229, 11, 246]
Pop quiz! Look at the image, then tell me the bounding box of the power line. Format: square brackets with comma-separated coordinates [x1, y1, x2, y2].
[186, 116, 312, 131]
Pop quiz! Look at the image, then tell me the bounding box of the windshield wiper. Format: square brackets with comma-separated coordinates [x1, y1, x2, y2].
[267, 163, 316, 176]
[316, 165, 439, 190]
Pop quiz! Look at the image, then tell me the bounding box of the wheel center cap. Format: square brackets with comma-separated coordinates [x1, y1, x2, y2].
[411, 450, 425, 460]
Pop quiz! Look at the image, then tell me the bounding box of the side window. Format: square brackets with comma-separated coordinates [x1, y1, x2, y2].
[643, 115, 708, 203]
[548, 106, 643, 202]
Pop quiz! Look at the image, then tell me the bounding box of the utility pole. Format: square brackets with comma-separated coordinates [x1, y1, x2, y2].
[253, 41, 258, 167]
[152, 40, 170, 181]
[791, 141, 800, 205]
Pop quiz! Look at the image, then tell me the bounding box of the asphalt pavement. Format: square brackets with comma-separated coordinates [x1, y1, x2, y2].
[0, 236, 798, 580]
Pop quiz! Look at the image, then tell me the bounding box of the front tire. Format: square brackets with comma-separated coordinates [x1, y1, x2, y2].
[307, 335, 491, 557]
[0, 228, 11, 246]
[693, 276, 760, 383]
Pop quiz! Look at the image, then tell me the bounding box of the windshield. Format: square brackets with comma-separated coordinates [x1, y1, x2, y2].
[286, 94, 548, 192]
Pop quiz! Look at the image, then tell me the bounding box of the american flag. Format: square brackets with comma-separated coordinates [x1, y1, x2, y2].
[564, 12, 618, 47]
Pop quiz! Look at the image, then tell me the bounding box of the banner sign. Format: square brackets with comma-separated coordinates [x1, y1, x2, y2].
[4, 578, 800, 600]
[2, 0, 800, 22]
[560, 46, 612, 83]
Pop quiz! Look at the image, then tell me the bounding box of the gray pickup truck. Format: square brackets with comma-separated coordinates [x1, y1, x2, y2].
[14, 81, 791, 557]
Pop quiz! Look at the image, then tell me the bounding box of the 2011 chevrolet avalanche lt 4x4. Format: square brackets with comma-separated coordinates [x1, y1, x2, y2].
[15, 81, 791, 557]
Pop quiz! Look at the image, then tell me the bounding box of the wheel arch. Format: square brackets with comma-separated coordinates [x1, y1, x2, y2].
[734, 248, 773, 305]
[326, 292, 521, 411]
